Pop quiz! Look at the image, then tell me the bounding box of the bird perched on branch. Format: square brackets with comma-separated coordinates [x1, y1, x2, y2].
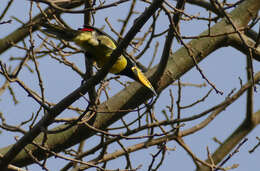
[41, 23, 157, 96]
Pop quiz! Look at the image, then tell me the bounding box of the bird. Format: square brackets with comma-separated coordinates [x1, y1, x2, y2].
[41, 23, 157, 96]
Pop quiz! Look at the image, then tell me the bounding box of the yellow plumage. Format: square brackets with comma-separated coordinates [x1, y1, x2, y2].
[73, 33, 127, 74]
[41, 23, 157, 95]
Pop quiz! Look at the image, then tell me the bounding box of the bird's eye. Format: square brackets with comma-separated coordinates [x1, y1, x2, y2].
[131, 66, 138, 74]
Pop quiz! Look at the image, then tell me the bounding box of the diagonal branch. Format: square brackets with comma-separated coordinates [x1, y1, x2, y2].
[0, 0, 259, 168]
[0, 0, 85, 55]
[0, 0, 164, 169]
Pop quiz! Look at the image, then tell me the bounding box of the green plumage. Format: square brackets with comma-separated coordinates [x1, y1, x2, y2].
[41, 23, 157, 95]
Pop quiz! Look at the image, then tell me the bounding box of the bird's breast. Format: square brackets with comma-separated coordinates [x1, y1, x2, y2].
[95, 55, 127, 74]
[76, 42, 127, 74]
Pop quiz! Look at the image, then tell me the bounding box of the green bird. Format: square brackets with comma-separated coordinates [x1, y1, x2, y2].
[41, 23, 157, 96]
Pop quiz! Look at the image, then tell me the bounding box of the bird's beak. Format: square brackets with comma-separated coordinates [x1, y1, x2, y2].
[131, 66, 157, 96]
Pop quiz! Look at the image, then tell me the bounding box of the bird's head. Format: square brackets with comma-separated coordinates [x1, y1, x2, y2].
[74, 27, 99, 46]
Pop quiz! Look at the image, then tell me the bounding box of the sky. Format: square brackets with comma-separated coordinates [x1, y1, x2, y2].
[0, 0, 260, 171]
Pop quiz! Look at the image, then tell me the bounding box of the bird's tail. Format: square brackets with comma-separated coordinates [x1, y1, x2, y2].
[40, 23, 78, 41]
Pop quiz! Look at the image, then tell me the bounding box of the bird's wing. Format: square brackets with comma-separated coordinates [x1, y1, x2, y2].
[97, 35, 117, 50]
